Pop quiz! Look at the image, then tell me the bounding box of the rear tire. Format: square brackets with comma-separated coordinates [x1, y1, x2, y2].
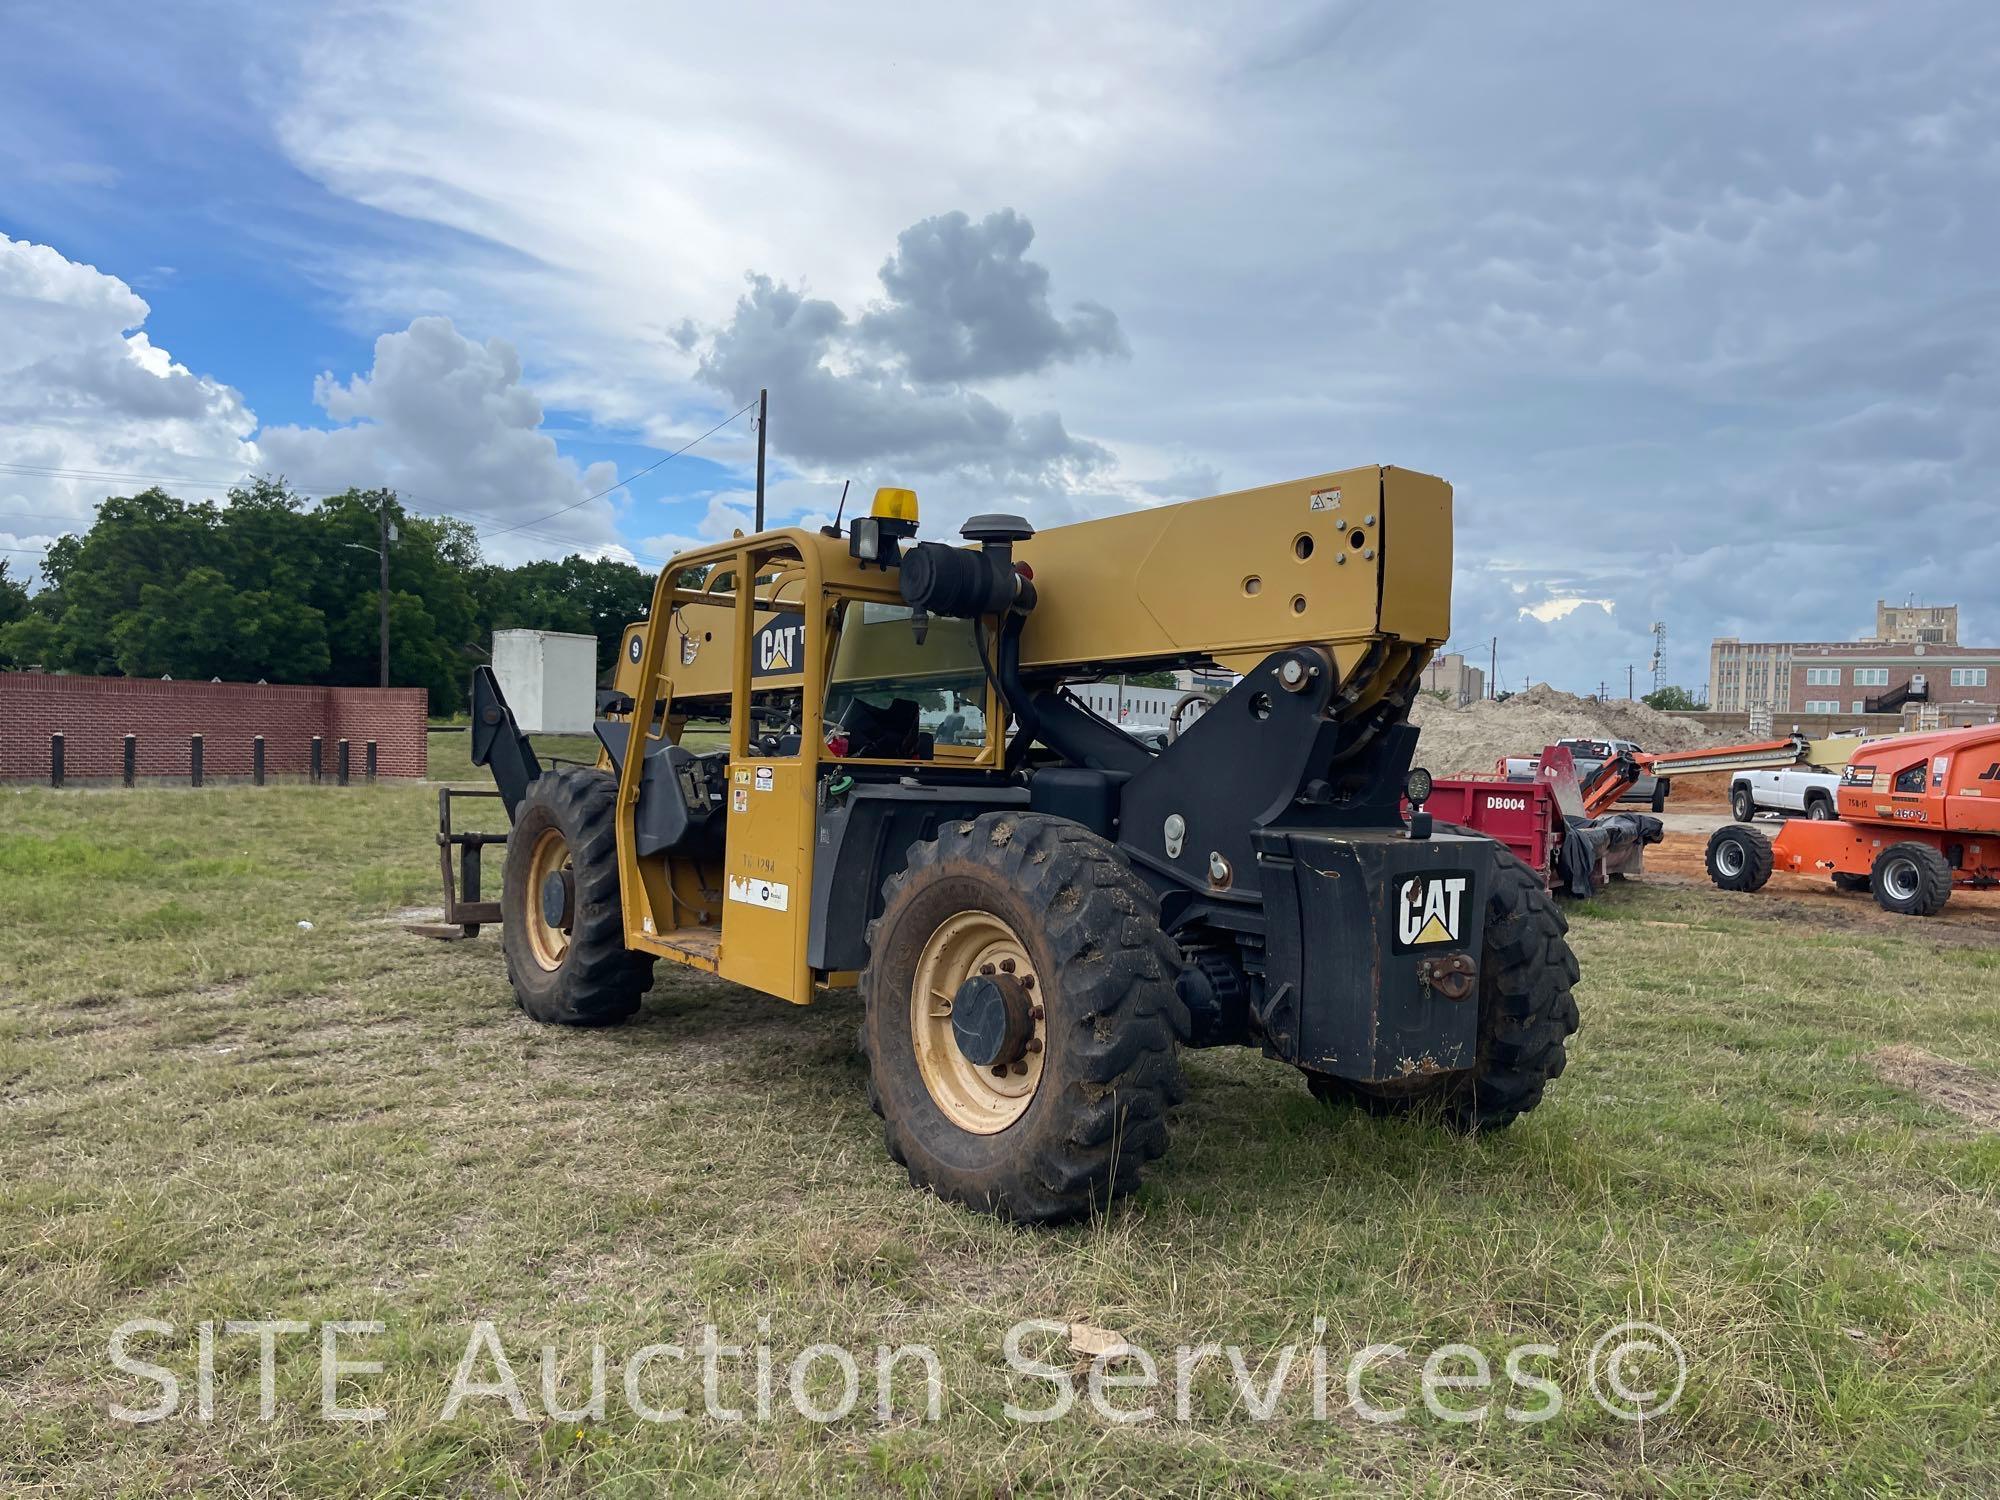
[1651, 782, 1669, 814]
[1730, 783, 1757, 823]
[500, 768, 653, 1026]
[1706, 825, 1774, 892]
[1309, 845, 1580, 1133]
[1805, 795, 1835, 821]
[1871, 843, 1952, 917]
[860, 812, 1189, 1223]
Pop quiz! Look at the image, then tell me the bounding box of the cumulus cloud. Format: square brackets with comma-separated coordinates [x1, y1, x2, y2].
[638, 492, 755, 562]
[1520, 597, 1615, 625]
[258, 316, 619, 549]
[856, 210, 1126, 382]
[20, 2, 2000, 689]
[0, 233, 256, 564]
[691, 212, 1121, 504]
[0, 237, 630, 571]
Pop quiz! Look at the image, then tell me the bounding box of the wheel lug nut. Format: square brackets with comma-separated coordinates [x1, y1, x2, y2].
[1029, 1004, 1044, 1021]
[1011, 1061, 1028, 1075]
[1021, 974, 1035, 989]
[1025, 1037, 1042, 1054]
[999, 958, 1016, 973]
[980, 963, 997, 976]
[991, 1065, 1008, 1078]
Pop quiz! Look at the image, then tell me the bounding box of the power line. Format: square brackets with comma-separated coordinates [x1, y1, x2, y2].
[475, 397, 757, 542]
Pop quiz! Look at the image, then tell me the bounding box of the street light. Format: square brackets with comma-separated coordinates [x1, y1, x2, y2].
[344, 512, 399, 688]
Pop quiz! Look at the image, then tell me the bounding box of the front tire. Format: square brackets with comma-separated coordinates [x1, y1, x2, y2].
[1309, 846, 1580, 1132]
[1871, 843, 1952, 917]
[1730, 783, 1757, 823]
[500, 768, 654, 1026]
[1706, 825, 1774, 892]
[860, 812, 1188, 1223]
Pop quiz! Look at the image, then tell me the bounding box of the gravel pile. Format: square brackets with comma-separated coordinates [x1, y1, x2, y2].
[1407, 683, 1714, 777]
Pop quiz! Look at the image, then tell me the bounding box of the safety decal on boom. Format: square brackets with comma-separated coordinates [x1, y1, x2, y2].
[1392, 871, 1470, 952]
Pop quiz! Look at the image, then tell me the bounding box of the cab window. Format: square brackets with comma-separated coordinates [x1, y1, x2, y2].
[1893, 762, 1927, 795]
[824, 602, 990, 761]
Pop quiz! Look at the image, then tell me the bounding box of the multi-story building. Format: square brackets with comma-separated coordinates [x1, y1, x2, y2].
[1710, 601, 1996, 719]
[1875, 599, 1957, 645]
[1420, 651, 1486, 706]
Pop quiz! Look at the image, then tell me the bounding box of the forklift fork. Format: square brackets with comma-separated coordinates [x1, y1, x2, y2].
[411, 667, 544, 941]
[410, 786, 508, 940]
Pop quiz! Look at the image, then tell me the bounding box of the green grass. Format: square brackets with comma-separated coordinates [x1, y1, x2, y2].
[1, 785, 1996, 1496]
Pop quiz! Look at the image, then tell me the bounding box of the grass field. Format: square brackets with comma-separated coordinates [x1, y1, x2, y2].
[2, 782, 1997, 1497]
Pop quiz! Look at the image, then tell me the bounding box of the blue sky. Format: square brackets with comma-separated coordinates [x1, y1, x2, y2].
[0, 0, 747, 565]
[4, 0, 1997, 691]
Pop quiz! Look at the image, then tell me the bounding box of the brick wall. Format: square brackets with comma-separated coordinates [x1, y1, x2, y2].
[0, 674, 428, 781]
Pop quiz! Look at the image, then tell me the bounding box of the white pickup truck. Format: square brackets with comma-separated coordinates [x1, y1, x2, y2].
[1730, 767, 1841, 823]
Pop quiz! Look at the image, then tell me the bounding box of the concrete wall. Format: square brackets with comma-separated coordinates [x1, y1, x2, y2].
[0, 674, 428, 781]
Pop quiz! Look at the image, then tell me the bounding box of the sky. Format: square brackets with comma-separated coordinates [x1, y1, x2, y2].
[2, 0, 1996, 695]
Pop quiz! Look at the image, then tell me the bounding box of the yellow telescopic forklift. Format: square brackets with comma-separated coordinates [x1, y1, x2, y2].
[439, 468, 1581, 1222]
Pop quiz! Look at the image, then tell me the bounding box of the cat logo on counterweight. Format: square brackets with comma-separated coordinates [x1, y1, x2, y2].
[1393, 872, 1470, 951]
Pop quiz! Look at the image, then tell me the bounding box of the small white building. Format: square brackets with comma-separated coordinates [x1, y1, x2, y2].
[491, 629, 598, 734]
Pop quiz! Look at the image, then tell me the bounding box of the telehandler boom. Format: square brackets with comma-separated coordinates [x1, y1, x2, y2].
[449, 467, 1582, 1221]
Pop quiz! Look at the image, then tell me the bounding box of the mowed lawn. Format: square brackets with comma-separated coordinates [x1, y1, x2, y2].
[1, 782, 1997, 1497]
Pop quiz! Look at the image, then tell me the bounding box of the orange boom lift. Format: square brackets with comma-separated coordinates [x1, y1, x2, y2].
[1701, 723, 2000, 916]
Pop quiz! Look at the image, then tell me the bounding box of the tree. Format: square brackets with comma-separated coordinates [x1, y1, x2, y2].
[1642, 685, 1703, 712]
[0, 613, 59, 666]
[4, 476, 659, 708]
[0, 559, 26, 633]
[1123, 670, 1180, 690]
[112, 566, 330, 682]
[0, 560, 57, 672]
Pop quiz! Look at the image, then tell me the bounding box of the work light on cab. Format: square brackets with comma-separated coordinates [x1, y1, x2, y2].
[849, 486, 920, 567]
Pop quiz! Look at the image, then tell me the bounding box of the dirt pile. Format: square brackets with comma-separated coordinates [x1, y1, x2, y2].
[1407, 683, 1715, 777]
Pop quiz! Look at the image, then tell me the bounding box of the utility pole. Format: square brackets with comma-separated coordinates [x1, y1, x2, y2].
[378, 498, 392, 688]
[1627, 664, 1635, 700]
[1489, 637, 1497, 699]
[753, 386, 768, 532]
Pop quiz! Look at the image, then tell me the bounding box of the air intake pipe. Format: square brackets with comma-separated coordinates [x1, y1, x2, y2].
[898, 514, 1036, 644]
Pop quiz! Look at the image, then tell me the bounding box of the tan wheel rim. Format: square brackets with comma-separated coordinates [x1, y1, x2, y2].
[911, 910, 1045, 1134]
[524, 826, 572, 971]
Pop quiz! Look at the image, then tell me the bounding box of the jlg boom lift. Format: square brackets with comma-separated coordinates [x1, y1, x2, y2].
[445, 469, 1582, 1222]
[1703, 723, 2000, 915]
